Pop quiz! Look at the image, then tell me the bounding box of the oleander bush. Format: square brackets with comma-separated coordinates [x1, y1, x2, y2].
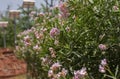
[16, 0, 120, 79]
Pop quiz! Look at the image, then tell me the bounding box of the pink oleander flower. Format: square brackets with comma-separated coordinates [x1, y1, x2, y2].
[41, 28, 47, 33]
[101, 59, 107, 66]
[15, 46, 20, 50]
[59, 2, 69, 18]
[41, 56, 51, 65]
[23, 35, 31, 46]
[50, 28, 60, 38]
[34, 31, 39, 38]
[48, 70, 54, 77]
[39, 33, 44, 39]
[60, 68, 68, 77]
[41, 57, 48, 65]
[99, 65, 106, 73]
[51, 52, 56, 58]
[49, 47, 56, 58]
[54, 40, 59, 45]
[24, 35, 30, 41]
[53, 74, 61, 79]
[65, 26, 70, 32]
[50, 62, 62, 71]
[99, 59, 107, 73]
[49, 47, 54, 52]
[113, 5, 119, 11]
[38, 12, 44, 17]
[33, 45, 41, 51]
[73, 76, 79, 79]
[21, 29, 32, 35]
[73, 67, 87, 79]
[98, 44, 107, 51]
[59, 3, 67, 13]
[35, 31, 44, 39]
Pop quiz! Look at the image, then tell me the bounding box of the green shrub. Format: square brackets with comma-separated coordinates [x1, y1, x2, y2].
[16, 0, 120, 79]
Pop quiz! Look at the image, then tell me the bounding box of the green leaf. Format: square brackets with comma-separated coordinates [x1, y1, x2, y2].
[115, 65, 119, 77]
[89, 0, 94, 4]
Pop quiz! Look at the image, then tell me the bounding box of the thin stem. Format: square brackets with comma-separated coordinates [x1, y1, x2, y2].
[106, 66, 116, 79]
[2, 27, 6, 48]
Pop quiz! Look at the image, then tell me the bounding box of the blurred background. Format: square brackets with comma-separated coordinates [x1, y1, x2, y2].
[0, 0, 59, 15]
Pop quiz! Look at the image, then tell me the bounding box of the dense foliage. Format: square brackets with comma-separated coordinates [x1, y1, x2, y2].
[15, 0, 120, 79]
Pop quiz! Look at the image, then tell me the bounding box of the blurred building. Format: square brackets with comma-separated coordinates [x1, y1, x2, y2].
[0, 0, 59, 15]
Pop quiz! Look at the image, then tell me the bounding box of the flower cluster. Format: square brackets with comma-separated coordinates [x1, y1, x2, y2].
[48, 62, 68, 79]
[59, 2, 69, 18]
[33, 45, 41, 51]
[50, 28, 60, 38]
[49, 47, 56, 58]
[23, 35, 31, 46]
[73, 67, 87, 79]
[113, 5, 119, 12]
[99, 59, 107, 73]
[98, 44, 107, 51]
[41, 56, 51, 66]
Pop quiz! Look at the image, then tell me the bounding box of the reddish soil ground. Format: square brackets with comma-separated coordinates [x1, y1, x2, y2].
[0, 48, 26, 78]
